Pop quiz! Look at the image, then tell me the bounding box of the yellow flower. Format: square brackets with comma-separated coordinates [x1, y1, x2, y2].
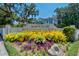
[5, 30, 67, 43]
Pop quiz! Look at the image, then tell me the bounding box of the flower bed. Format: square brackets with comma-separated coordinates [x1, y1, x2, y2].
[5, 30, 67, 43]
[5, 30, 67, 56]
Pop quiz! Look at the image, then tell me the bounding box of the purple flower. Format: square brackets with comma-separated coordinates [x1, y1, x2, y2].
[26, 43, 32, 49]
[14, 41, 22, 45]
[23, 45, 27, 50]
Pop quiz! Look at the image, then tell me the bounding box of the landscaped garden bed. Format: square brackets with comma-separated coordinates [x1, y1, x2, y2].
[4, 30, 68, 56]
[4, 26, 79, 56]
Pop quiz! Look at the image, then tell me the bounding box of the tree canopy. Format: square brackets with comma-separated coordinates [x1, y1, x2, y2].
[0, 3, 39, 25]
[55, 3, 79, 28]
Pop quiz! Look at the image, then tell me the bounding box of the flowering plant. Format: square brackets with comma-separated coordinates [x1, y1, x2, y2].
[5, 30, 67, 43]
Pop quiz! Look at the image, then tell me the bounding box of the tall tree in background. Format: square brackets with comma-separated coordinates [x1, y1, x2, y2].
[0, 3, 15, 25]
[0, 3, 39, 25]
[23, 3, 39, 23]
[12, 3, 39, 23]
[55, 3, 79, 28]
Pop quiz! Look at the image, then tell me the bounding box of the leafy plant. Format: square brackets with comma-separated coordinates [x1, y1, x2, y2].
[5, 30, 67, 43]
[63, 25, 76, 42]
[35, 35, 46, 43]
[49, 30, 67, 43]
[45, 33, 53, 40]
[11, 24, 24, 27]
[5, 33, 16, 42]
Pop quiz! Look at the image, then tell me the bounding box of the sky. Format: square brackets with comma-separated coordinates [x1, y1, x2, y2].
[36, 3, 68, 18]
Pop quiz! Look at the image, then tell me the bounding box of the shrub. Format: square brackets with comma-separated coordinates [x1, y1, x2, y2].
[5, 30, 67, 43]
[51, 30, 67, 43]
[29, 33, 37, 40]
[5, 32, 25, 42]
[5, 33, 16, 42]
[63, 25, 76, 42]
[45, 33, 53, 40]
[16, 32, 25, 42]
[11, 24, 24, 27]
[57, 23, 66, 28]
[0, 25, 5, 28]
[35, 35, 46, 43]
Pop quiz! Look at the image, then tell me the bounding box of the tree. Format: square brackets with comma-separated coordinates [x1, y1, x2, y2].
[0, 3, 39, 25]
[12, 3, 39, 23]
[0, 3, 17, 25]
[55, 3, 79, 28]
[21, 3, 39, 22]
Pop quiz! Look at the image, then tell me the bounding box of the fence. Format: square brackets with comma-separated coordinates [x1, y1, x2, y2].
[0, 24, 79, 41]
[4, 24, 62, 33]
[0, 24, 60, 39]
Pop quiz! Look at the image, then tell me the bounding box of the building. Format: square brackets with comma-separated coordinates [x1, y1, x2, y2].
[37, 16, 58, 25]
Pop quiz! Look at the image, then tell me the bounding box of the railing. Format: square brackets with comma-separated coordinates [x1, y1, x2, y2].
[0, 24, 79, 41]
[0, 24, 63, 39]
[3, 24, 59, 33]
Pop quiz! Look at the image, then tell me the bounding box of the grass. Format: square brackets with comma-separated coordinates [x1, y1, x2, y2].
[4, 42, 21, 56]
[66, 41, 79, 56]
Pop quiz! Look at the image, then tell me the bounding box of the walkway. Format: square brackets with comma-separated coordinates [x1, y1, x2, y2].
[0, 39, 8, 56]
[77, 49, 79, 56]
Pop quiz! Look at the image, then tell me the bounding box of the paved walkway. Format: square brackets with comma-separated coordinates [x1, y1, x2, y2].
[77, 49, 79, 56]
[0, 40, 8, 56]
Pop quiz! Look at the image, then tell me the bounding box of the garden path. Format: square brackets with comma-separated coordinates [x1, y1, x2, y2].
[77, 49, 79, 56]
[0, 39, 8, 56]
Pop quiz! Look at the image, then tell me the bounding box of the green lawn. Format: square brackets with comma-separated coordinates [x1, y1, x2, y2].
[4, 42, 21, 56]
[66, 41, 79, 56]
